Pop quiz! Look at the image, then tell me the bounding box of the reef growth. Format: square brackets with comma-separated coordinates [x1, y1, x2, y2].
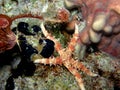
[64, 0, 120, 59]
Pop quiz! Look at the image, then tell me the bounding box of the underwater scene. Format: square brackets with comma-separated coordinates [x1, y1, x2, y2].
[0, 0, 120, 90]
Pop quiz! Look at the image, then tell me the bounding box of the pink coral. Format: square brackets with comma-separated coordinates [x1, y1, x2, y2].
[64, 0, 120, 59]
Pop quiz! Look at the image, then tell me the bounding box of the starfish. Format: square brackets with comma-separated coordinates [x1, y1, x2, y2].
[34, 23, 97, 90]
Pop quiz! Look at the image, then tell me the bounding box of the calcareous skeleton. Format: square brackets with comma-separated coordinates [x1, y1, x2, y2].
[33, 23, 97, 90]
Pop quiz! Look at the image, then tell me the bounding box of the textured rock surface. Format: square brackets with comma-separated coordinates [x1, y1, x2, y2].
[0, 0, 120, 90]
[0, 52, 119, 90]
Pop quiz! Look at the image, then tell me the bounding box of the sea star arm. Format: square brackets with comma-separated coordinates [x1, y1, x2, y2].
[65, 63, 85, 90]
[70, 58, 97, 76]
[34, 57, 62, 65]
[40, 23, 63, 52]
[67, 23, 79, 52]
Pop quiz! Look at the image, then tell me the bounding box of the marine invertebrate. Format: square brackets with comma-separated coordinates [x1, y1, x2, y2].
[64, 0, 120, 59]
[5, 22, 54, 90]
[0, 14, 43, 53]
[33, 23, 97, 90]
[17, 22, 34, 35]
[39, 39, 55, 58]
[56, 8, 70, 22]
[56, 7, 81, 33]
[31, 25, 42, 34]
[0, 13, 95, 90]
[0, 14, 16, 53]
